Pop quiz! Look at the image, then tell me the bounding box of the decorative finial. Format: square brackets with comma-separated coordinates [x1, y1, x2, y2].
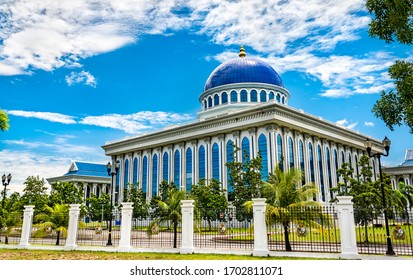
[239, 45, 246, 57]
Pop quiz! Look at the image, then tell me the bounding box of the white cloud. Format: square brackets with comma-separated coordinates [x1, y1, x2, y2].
[80, 111, 194, 134]
[7, 110, 77, 124]
[336, 118, 358, 129]
[65, 70, 97, 87]
[364, 121, 375, 127]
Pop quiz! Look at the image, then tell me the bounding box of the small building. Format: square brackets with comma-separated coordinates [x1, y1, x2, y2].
[47, 161, 111, 199]
[383, 150, 413, 188]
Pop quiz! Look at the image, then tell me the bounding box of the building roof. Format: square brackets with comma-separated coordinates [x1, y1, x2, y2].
[64, 161, 110, 178]
[203, 47, 284, 91]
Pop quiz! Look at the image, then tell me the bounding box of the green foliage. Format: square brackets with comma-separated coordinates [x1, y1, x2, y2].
[48, 181, 84, 206]
[123, 184, 149, 219]
[0, 110, 9, 132]
[226, 145, 263, 221]
[366, 0, 413, 132]
[86, 194, 111, 222]
[372, 60, 413, 132]
[191, 178, 228, 231]
[20, 176, 48, 214]
[147, 187, 186, 248]
[33, 204, 69, 245]
[0, 210, 22, 244]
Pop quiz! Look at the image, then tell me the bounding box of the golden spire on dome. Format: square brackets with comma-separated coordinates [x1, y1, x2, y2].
[239, 45, 246, 57]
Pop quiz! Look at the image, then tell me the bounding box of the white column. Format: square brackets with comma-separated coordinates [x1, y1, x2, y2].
[180, 200, 194, 254]
[252, 198, 268, 257]
[336, 196, 359, 259]
[64, 204, 81, 250]
[118, 202, 134, 252]
[18, 205, 35, 248]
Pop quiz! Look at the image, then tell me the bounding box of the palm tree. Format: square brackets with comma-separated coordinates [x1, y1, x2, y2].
[1, 210, 22, 244]
[261, 167, 327, 251]
[147, 188, 186, 248]
[33, 204, 69, 245]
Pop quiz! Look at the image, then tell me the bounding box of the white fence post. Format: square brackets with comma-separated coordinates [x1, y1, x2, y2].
[18, 205, 35, 248]
[252, 198, 269, 256]
[180, 200, 194, 254]
[64, 204, 81, 250]
[336, 196, 359, 259]
[118, 202, 134, 252]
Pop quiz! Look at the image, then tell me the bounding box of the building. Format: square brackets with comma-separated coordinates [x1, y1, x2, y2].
[383, 150, 413, 188]
[47, 161, 111, 200]
[102, 46, 384, 204]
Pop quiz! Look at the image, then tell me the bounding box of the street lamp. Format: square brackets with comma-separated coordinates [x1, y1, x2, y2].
[364, 136, 395, 256]
[1, 173, 12, 209]
[106, 161, 119, 246]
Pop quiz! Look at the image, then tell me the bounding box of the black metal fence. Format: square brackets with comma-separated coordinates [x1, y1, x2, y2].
[355, 207, 413, 256]
[267, 206, 340, 253]
[77, 210, 121, 247]
[194, 207, 254, 250]
[130, 211, 182, 249]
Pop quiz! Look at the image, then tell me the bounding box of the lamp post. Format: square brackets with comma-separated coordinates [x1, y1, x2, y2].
[1, 173, 12, 209]
[106, 161, 119, 246]
[364, 136, 395, 256]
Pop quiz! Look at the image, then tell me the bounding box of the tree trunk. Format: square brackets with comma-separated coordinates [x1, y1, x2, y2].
[173, 222, 178, 248]
[364, 223, 369, 243]
[56, 230, 60, 246]
[283, 223, 292, 251]
[5, 235, 8, 245]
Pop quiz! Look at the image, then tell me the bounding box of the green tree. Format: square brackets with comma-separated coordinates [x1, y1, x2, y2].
[33, 204, 69, 246]
[85, 194, 111, 224]
[147, 187, 186, 248]
[0, 110, 9, 132]
[261, 167, 321, 251]
[20, 176, 48, 214]
[330, 162, 356, 200]
[48, 181, 84, 206]
[226, 145, 263, 221]
[123, 185, 149, 219]
[367, 0, 413, 132]
[0, 210, 22, 244]
[191, 178, 228, 231]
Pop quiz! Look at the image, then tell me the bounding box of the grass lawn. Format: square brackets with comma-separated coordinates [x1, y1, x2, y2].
[0, 248, 332, 260]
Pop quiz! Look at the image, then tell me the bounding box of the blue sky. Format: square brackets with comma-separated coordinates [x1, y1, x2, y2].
[0, 0, 412, 193]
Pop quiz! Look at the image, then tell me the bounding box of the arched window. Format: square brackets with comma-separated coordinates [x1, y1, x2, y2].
[240, 89, 248, 102]
[299, 140, 305, 185]
[174, 150, 180, 187]
[288, 137, 294, 169]
[282, 96, 285, 104]
[142, 156, 148, 197]
[198, 145, 205, 180]
[242, 136, 250, 164]
[186, 148, 192, 192]
[212, 143, 220, 181]
[318, 145, 325, 202]
[258, 134, 268, 181]
[230, 90, 237, 103]
[326, 147, 332, 198]
[133, 158, 138, 185]
[260, 90, 267, 102]
[276, 94, 281, 102]
[334, 149, 339, 183]
[309, 143, 315, 183]
[204, 100, 207, 110]
[115, 160, 120, 203]
[250, 90, 257, 102]
[341, 151, 345, 165]
[277, 134, 283, 171]
[214, 94, 219, 106]
[348, 152, 353, 176]
[222, 92, 228, 104]
[226, 140, 234, 196]
[152, 154, 158, 197]
[208, 96, 213, 108]
[163, 152, 169, 182]
[269, 91, 275, 100]
[124, 159, 129, 192]
[355, 155, 359, 179]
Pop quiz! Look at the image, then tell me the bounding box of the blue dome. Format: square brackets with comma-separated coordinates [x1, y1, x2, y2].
[204, 56, 284, 91]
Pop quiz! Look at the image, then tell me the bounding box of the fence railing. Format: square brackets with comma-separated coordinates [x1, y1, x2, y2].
[194, 207, 254, 250]
[0, 212, 23, 245]
[267, 206, 340, 253]
[355, 207, 413, 256]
